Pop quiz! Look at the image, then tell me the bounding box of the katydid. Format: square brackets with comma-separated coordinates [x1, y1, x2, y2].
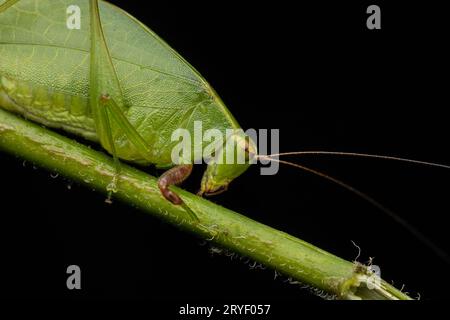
[0, 0, 257, 209]
[0, 0, 449, 262]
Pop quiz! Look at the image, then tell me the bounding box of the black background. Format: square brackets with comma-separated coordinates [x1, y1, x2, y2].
[0, 0, 449, 306]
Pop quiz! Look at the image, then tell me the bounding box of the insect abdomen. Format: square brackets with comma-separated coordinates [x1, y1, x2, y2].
[0, 74, 98, 141]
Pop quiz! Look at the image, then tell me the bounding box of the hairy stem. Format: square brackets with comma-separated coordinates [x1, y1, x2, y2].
[0, 109, 411, 300]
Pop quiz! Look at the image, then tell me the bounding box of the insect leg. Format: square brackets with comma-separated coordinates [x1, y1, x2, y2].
[97, 94, 155, 201]
[158, 165, 199, 221]
[99, 94, 152, 158]
[99, 95, 121, 200]
[89, 0, 197, 220]
[158, 165, 193, 205]
[88, 0, 128, 197]
[89, 0, 153, 198]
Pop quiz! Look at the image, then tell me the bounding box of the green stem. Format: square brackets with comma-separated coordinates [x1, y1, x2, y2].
[0, 109, 412, 300]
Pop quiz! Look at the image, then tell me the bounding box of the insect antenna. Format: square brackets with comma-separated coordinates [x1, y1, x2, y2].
[263, 151, 450, 170]
[257, 154, 450, 265]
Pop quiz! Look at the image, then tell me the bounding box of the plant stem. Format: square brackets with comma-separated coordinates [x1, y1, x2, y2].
[0, 109, 412, 300]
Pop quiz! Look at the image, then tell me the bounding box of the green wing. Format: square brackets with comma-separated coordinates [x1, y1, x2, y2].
[0, 0, 240, 166]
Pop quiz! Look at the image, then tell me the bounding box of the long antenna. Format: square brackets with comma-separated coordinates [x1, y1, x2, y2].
[264, 151, 450, 170]
[257, 155, 450, 265]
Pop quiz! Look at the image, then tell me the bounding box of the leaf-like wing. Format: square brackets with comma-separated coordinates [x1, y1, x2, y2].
[0, 0, 240, 165]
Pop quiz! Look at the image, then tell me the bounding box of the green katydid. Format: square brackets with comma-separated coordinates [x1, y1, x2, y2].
[1, 0, 449, 262]
[0, 0, 257, 212]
